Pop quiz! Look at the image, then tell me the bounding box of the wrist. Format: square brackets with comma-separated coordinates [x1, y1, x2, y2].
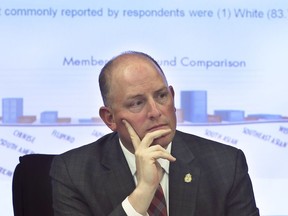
[128, 185, 156, 215]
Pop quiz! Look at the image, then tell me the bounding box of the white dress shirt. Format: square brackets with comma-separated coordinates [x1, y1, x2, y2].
[119, 139, 171, 216]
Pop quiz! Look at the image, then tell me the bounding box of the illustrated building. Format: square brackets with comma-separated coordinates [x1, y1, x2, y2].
[40, 111, 58, 123]
[214, 110, 245, 122]
[181, 91, 207, 123]
[2, 98, 23, 123]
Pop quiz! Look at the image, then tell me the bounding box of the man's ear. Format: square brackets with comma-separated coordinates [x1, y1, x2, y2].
[99, 106, 117, 131]
[169, 85, 175, 98]
[169, 85, 176, 112]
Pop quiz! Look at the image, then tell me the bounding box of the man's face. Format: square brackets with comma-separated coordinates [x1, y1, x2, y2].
[107, 57, 176, 152]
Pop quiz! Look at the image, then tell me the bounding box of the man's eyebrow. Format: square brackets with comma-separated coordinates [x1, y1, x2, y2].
[126, 94, 145, 100]
[155, 86, 168, 93]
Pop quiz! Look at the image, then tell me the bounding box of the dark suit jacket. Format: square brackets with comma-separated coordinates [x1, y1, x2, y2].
[50, 130, 259, 216]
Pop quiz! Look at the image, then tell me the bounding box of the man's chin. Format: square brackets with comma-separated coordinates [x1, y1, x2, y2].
[152, 138, 171, 149]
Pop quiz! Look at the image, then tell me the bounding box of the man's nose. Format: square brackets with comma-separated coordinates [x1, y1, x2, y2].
[147, 99, 161, 118]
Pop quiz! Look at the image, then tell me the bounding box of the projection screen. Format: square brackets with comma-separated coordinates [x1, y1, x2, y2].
[0, 0, 287, 215]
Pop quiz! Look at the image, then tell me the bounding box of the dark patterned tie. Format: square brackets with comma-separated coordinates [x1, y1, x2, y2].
[147, 184, 168, 216]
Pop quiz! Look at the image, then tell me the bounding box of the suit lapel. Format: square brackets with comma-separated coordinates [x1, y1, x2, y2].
[100, 133, 135, 207]
[169, 132, 200, 216]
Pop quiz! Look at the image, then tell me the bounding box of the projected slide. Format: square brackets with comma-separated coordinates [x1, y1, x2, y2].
[1, 1, 287, 215]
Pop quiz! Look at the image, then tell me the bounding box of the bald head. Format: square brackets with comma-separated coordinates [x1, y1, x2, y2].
[99, 51, 166, 107]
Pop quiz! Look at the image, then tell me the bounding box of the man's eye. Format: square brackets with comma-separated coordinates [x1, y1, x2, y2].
[157, 92, 168, 103]
[131, 100, 143, 107]
[128, 100, 145, 113]
[160, 92, 168, 98]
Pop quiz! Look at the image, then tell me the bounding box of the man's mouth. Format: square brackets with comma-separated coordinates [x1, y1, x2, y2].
[148, 124, 166, 131]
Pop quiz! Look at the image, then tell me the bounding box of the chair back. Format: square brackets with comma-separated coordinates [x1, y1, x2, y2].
[12, 154, 56, 216]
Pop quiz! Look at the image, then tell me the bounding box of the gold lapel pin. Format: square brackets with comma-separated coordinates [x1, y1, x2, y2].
[184, 173, 192, 183]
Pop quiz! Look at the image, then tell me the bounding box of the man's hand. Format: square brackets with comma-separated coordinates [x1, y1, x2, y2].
[122, 120, 176, 214]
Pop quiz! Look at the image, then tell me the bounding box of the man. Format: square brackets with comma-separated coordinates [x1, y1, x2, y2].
[50, 51, 259, 215]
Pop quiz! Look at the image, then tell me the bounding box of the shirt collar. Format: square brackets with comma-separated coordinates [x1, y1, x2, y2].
[119, 139, 172, 176]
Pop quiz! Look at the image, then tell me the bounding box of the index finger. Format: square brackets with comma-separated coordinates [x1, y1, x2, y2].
[142, 129, 171, 148]
[122, 119, 141, 149]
